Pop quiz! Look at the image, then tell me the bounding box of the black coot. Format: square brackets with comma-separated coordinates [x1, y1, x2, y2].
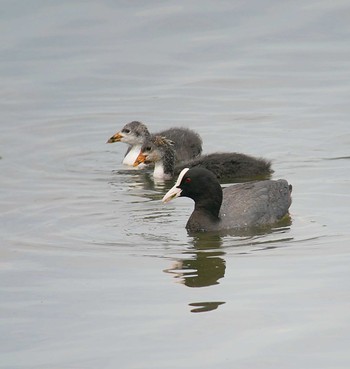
[162, 167, 292, 232]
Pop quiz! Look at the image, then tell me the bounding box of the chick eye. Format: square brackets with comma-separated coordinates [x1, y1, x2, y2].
[145, 146, 152, 152]
[185, 177, 191, 183]
[122, 128, 130, 134]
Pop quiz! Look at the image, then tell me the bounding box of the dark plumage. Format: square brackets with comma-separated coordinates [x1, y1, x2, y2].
[162, 167, 292, 232]
[107, 121, 202, 165]
[134, 135, 273, 182]
[175, 152, 272, 181]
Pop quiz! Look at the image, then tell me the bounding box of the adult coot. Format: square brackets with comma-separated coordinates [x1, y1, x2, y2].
[134, 135, 272, 181]
[107, 121, 202, 165]
[162, 167, 292, 232]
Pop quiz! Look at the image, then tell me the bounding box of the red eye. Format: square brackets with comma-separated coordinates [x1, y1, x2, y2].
[185, 177, 191, 183]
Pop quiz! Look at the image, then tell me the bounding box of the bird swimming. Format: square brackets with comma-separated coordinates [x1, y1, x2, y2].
[162, 167, 292, 232]
[107, 121, 202, 166]
[133, 135, 272, 182]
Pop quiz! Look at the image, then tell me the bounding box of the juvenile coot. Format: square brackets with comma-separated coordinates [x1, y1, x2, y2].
[162, 167, 292, 232]
[107, 121, 202, 165]
[134, 135, 272, 181]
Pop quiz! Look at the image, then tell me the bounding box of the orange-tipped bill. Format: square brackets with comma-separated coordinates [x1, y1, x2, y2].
[107, 132, 123, 143]
[133, 152, 148, 167]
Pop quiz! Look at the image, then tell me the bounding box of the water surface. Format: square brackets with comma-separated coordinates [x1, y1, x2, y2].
[1, 1, 350, 368]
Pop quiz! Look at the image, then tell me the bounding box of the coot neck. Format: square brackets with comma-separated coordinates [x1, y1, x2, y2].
[160, 144, 176, 177]
[194, 195, 222, 220]
[187, 200, 222, 232]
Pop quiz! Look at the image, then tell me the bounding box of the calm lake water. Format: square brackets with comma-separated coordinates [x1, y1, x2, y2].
[1, 1, 350, 368]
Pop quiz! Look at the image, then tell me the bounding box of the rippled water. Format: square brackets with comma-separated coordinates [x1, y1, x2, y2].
[1, 1, 350, 368]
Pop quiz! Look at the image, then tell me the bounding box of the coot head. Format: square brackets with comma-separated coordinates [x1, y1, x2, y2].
[134, 136, 174, 167]
[107, 121, 150, 145]
[163, 167, 222, 218]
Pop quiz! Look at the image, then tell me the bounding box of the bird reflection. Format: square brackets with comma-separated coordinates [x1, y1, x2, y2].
[189, 301, 226, 313]
[109, 168, 175, 197]
[164, 233, 226, 288]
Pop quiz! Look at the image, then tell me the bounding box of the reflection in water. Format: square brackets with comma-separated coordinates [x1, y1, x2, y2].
[189, 301, 226, 313]
[164, 233, 226, 288]
[164, 224, 294, 313]
[164, 233, 226, 313]
[110, 168, 175, 196]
